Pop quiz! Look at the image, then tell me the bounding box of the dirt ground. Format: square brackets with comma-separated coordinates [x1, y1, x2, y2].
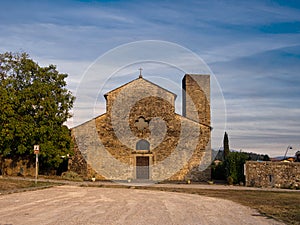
[0, 185, 284, 225]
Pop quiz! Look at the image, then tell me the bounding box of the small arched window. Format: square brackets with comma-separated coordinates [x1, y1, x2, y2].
[136, 139, 150, 150]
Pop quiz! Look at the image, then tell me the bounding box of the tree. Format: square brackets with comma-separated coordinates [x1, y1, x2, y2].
[0, 52, 75, 171]
[225, 152, 248, 184]
[222, 132, 247, 184]
[263, 154, 270, 161]
[223, 132, 230, 158]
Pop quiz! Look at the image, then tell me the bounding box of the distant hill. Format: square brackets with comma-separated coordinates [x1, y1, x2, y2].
[212, 149, 270, 161]
[270, 156, 296, 161]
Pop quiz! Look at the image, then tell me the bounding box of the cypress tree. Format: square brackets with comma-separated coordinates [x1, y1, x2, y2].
[223, 132, 230, 158]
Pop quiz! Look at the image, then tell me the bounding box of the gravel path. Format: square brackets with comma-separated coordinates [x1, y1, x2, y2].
[0, 185, 283, 225]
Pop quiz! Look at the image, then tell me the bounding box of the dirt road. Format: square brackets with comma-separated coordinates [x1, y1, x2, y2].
[0, 185, 283, 225]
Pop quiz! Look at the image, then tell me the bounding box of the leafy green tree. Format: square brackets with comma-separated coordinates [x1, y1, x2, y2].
[0, 52, 75, 171]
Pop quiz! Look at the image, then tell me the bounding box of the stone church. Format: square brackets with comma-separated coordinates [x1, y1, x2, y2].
[69, 73, 211, 182]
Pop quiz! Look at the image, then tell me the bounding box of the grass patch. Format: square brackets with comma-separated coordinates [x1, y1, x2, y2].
[0, 177, 59, 193]
[134, 186, 300, 225]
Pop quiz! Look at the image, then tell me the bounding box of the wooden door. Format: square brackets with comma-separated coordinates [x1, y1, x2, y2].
[136, 156, 149, 179]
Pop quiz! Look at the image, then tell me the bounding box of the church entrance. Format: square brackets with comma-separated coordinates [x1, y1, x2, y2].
[136, 156, 149, 179]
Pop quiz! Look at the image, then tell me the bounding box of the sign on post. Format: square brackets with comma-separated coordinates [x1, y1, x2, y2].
[34, 145, 39, 184]
[34, 145, 40, 154]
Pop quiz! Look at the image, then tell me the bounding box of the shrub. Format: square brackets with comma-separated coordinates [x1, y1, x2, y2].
[61, 171, 83, 182]
[227, 176, 234, 185]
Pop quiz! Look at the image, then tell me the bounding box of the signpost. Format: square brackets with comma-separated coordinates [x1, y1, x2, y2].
[34, 145, 39, 184]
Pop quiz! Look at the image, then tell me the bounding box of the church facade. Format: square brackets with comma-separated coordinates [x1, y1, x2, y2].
[69, 73, 211, 182]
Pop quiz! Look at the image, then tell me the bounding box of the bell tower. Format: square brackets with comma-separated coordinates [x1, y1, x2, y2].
[182, 74, 211, 181]
[182, 74, 210, 126]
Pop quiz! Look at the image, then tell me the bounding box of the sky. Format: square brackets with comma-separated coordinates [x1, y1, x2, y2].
[0, 0, 299, 157]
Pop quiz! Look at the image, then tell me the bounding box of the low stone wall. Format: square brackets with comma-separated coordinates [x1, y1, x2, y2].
[245, 161, 300, 188]
[0, 158, 35, 177]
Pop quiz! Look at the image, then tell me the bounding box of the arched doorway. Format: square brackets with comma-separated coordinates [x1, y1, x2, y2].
[135, 139, 150, 179]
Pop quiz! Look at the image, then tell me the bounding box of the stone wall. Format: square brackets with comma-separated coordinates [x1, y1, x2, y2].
[245, 161, 300, 188]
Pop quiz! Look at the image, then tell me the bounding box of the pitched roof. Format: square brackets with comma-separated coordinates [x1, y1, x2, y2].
[104, 76, 177, 99]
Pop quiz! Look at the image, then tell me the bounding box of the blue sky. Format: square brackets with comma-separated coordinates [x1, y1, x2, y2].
[0, 0, 299, 156]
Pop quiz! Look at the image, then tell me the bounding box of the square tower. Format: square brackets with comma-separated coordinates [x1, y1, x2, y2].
[182, 74, 210, 126]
